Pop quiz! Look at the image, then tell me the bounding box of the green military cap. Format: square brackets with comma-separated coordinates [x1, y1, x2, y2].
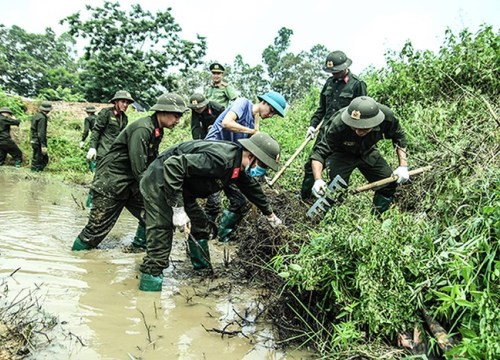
[187, 93, 209, 109]
[40, 101, 53, 111]
[0, 107, 13, 115]
[323, 50, 352, 73]
[150, 93, 188, 113]
[85, 105, 96, 113]
[341, 96, 385, 129]
[209, 63, 225, 73]
[109, 90, 135, 103]
[239, 132, 281, 171]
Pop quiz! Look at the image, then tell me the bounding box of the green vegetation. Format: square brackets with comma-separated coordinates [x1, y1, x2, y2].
[0, 15, 498, 360]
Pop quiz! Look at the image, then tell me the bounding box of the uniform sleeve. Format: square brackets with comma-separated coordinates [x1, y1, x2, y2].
[225, 85, 238, 101]
[381, 106, 408, 149]
[38, 115, 48, 147]
[127, 127, 153, 182]
[162, 153, 226, 208]
[235, 175, 273, 215]
[310, 121, 338, 165]
[355, 79, 368, 97]
[82, 117, 91, 141]
[89, 110, 108, 149]
[7, 118, 21, 126]
[309, 81, 329, 128]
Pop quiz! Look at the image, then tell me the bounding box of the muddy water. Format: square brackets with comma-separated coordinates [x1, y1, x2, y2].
[0, 170, 313, 360]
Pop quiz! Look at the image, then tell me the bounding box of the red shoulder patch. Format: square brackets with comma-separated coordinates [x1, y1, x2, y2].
[231, 168, 240, 179]
[154, 128, 161, 138]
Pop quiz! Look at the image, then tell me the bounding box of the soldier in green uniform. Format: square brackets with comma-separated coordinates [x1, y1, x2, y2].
[0, 107, 22, 167]
[71, 93, 188, 251]
[138, 132, 283, 291]
[310, 96, 409, 215]
[187, 93, 225, 139]
[205, 62, 238, 107]
[79, 106, 97, 148]
[300, 51, 367, 201]
[86, 90, 134, 164]
[30, 101, 53, 172]
[84, 91, 133, 207]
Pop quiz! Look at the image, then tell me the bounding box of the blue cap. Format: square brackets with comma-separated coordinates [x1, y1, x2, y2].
[258, 91, 287, 117]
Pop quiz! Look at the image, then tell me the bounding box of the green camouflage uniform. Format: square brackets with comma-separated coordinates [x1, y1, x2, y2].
[30, 112, 49, 171]
[301, 71, 367, 199]
[310, 104, 408, 200]
[139, 140, 273, 276]
[77, 115, 164, 248]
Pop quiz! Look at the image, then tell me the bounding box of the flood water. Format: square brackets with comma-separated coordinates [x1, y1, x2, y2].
[0, 169, 313, 360]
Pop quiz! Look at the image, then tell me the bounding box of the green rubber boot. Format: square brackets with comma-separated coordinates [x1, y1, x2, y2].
[85, 191, 93, 208]
[217, 210, 242, 242]
[88, 160, 97, 173]
[14, 160, 22, 168]
[187, 238, 211, 270]
[372, 194, 393, 215]
[72, 236, 93, 251]
[131, 224, 147, 249]
[139, 272, 163, 292]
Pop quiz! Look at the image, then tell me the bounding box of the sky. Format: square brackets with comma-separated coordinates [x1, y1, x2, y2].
[2, 0, 499, 74]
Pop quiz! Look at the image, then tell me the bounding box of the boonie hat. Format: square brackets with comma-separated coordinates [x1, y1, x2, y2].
[323, 50, 352, 73]
[341, 96, 385, 129]
[257, 91, 287, 117]
[150, 93, 188, 113]
[40, 101, 53, 111]
[188, 93, 209, 109]
[239, 132, 281, 171]
[0, 107, 13, 115]
[209, 63, 225, 73]
[109, 90, 135, 103]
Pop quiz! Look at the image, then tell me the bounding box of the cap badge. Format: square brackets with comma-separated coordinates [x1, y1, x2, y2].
[326, 61, 334, 69]
[351, 110, 361, 120]
[191, 100, 198, 106]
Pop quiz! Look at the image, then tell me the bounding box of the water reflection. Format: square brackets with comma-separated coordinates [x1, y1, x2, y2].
[0, 169, 312, 359]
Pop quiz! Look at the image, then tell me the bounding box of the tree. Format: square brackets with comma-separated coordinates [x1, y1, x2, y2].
[261, 28, 329, 103]
[62, 1, 207, 105]
[0, 25, 79, 98]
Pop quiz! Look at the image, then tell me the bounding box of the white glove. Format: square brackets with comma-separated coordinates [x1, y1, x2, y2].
[305, 126, 316, 139]
[172, 206, 190, 228]
[79, 141, 85, 149]
[41, 147, 48, 155]
[393, 166, 410, 184]
[86, 147, 97, 160]
[312, 179, 327, 198]
[266, 213, 282, 228]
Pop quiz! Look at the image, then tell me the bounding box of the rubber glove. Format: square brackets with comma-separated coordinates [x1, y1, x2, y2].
[305, 126, 316, 139]
[41, 147, 48, 155]
[312, 179, 327, 198]
[393, 166, 410, 184]
[172, 206, 190, 228]
[79, 141, 85, 149]
[266, 213, 282, 228]
[86, 148, 97, 160]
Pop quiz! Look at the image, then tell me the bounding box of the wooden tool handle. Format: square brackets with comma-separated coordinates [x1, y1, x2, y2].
[269, 120, 324, 186]
[352, 165, 432, 194]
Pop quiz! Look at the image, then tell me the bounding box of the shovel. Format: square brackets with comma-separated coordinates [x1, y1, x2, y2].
[306, 165, 432, 218]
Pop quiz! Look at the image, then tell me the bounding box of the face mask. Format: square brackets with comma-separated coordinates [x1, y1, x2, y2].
[245, 164, 267, 178]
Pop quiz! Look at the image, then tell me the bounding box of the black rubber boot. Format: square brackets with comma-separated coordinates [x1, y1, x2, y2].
[372, 193, 393, 215]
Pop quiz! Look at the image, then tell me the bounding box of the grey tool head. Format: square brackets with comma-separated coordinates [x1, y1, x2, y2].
[306, 175, 348, 218]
